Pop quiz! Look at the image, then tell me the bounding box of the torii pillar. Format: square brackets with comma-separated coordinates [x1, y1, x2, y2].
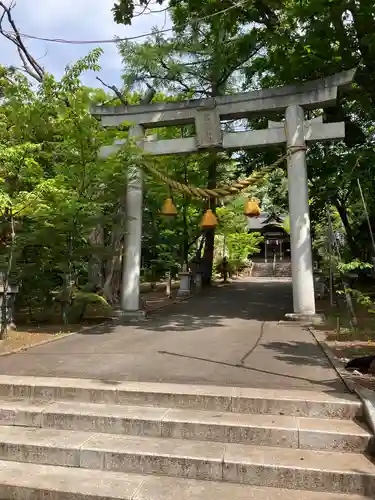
[120, 125, 145, 317]
[285, 106, 316, 320]
[268, 113, 338, 323]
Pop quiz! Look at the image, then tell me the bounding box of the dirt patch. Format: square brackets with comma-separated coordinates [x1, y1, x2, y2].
[0, 321, 106, 355]
[0, 325, 73, 355]
[142, 289, 178, 312]
[329, 342, 375, 359]
[315, 294, 375, 391]
[326, 340, 375, 391]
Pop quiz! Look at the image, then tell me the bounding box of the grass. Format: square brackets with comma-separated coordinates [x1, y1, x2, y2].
[331, 344, 375, 359]
[316, 291, 375, 390]
[316, 294, 375, 342]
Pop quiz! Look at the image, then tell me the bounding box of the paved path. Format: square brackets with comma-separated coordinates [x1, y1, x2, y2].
[0, 278, 345, 392]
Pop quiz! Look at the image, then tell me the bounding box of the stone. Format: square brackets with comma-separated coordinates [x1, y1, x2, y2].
[0, 397, 369, 454]
[297, 416, 371, 452]
[41, 400, 168, 436]
[161, 408, 298, 448]
[0, 399, 45, 427]
[116, 382, 234, 411]
[194, 271, 203, 290]
[195, 106, 222, 149]
[91, 70, 356, 127]
[284, 312, 325, 326]
[0, 460, 145, 500]
[112, 309, 147, 322]
[0, 425, 89, 467]
[0, 422, 373, 496]
[121, 125, 144, 314]
[0, 374, 373, 498]
[222, 442, 375, 495]
[135, 475, 369, 500]
[368, 358, 375, 374]
[0, 376, 362, 418]
[0, 284, 19, 330]
[80, 433, 225, 481]
[177, 271, 191, 298]
[99, 121, 345, 158]
[0, 461, 368, 500]
[230, 387, 361, 419]
[285, 104, 315, 315]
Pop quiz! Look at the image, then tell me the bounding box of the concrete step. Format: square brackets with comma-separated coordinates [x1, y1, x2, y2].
[251, 263, 292, 278]
[0, 426, 374, 496]
[0, 375, 362, 419]
[0, 461, 369, 500]
[0, 399, 371, 452]
[0, 460, 371, 500]
[275, 264, 292, 277]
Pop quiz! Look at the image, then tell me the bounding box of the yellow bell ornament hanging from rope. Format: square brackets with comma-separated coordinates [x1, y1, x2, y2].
[244, 198, 261, 218]
[160, 197, 177, 216]
[200, 209, 218, 229]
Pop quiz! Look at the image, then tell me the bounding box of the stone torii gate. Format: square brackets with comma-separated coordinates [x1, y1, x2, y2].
[91, 69, 355, 321]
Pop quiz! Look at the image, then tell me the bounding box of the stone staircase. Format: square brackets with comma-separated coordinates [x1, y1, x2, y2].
[0, 375, 373, 499]
[274, 262, 293, 277]
[251, 261, 292, 277]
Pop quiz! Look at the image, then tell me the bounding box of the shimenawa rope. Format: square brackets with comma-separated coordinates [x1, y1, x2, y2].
[142, 145, 305, 199]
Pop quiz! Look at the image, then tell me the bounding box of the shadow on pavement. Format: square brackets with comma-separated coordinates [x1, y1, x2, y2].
[0, 278, 347, 394]
[155, 349, 346, 394]
[130, 279, 293, 333]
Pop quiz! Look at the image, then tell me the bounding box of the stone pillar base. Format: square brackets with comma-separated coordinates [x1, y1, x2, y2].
[285, 312, 325, 326]
[112, 309, 147, 322]
[195, 272, 203, 291]
[177, 271, 191, 298]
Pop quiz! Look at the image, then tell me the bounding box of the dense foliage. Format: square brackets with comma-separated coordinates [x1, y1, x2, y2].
[0, 50, 146, 328]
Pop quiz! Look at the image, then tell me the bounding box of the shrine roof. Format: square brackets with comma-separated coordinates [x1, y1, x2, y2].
[247, 212, 288, 231]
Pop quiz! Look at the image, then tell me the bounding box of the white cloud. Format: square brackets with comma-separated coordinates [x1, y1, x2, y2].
[0, 0, 171, 86]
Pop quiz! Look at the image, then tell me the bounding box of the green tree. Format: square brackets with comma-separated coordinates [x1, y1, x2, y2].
[247, 0, 375, 264]
[0, 49, 149, 330]
[116, 0, 274, 285]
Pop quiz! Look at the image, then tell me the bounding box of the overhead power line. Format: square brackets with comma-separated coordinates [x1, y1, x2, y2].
[2, 1, 249, 45]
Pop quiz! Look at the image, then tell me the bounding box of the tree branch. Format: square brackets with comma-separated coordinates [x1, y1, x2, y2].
[140, 81, 156, 104]
[217, 42, 264, 88]
[0, 1, 44, 82]
[96, 76, 128, 105]
[158, 57, 193, 94]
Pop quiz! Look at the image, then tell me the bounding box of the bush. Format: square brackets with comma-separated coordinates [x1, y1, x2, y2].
[214, 257, 251, 277]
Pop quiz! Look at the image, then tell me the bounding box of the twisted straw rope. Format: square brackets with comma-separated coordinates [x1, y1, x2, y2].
[143, 146, 305, 199]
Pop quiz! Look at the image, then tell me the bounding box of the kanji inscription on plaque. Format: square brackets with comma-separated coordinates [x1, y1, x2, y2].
[195, 106, 222, 149]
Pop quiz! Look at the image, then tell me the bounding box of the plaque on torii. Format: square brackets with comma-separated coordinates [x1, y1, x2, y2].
[91, 69, 356, 320]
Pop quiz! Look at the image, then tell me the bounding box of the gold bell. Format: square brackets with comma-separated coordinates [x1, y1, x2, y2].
[244, 198, 261, 218]
[161, 197, 177, 216]
[200, 209, 218, 229]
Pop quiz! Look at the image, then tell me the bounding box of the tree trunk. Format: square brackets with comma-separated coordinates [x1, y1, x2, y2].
[0, 210, 15, 340]
[333, 197, 360, 257]
[88, 225, 104, 288]
[349, 0, 375, 107]
[102, 194, 126, 304]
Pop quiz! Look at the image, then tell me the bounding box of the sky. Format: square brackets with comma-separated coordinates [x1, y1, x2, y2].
[0, 0, 171, 88]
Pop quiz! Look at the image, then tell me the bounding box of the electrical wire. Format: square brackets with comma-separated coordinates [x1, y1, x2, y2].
[2, 1, 249, 45]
